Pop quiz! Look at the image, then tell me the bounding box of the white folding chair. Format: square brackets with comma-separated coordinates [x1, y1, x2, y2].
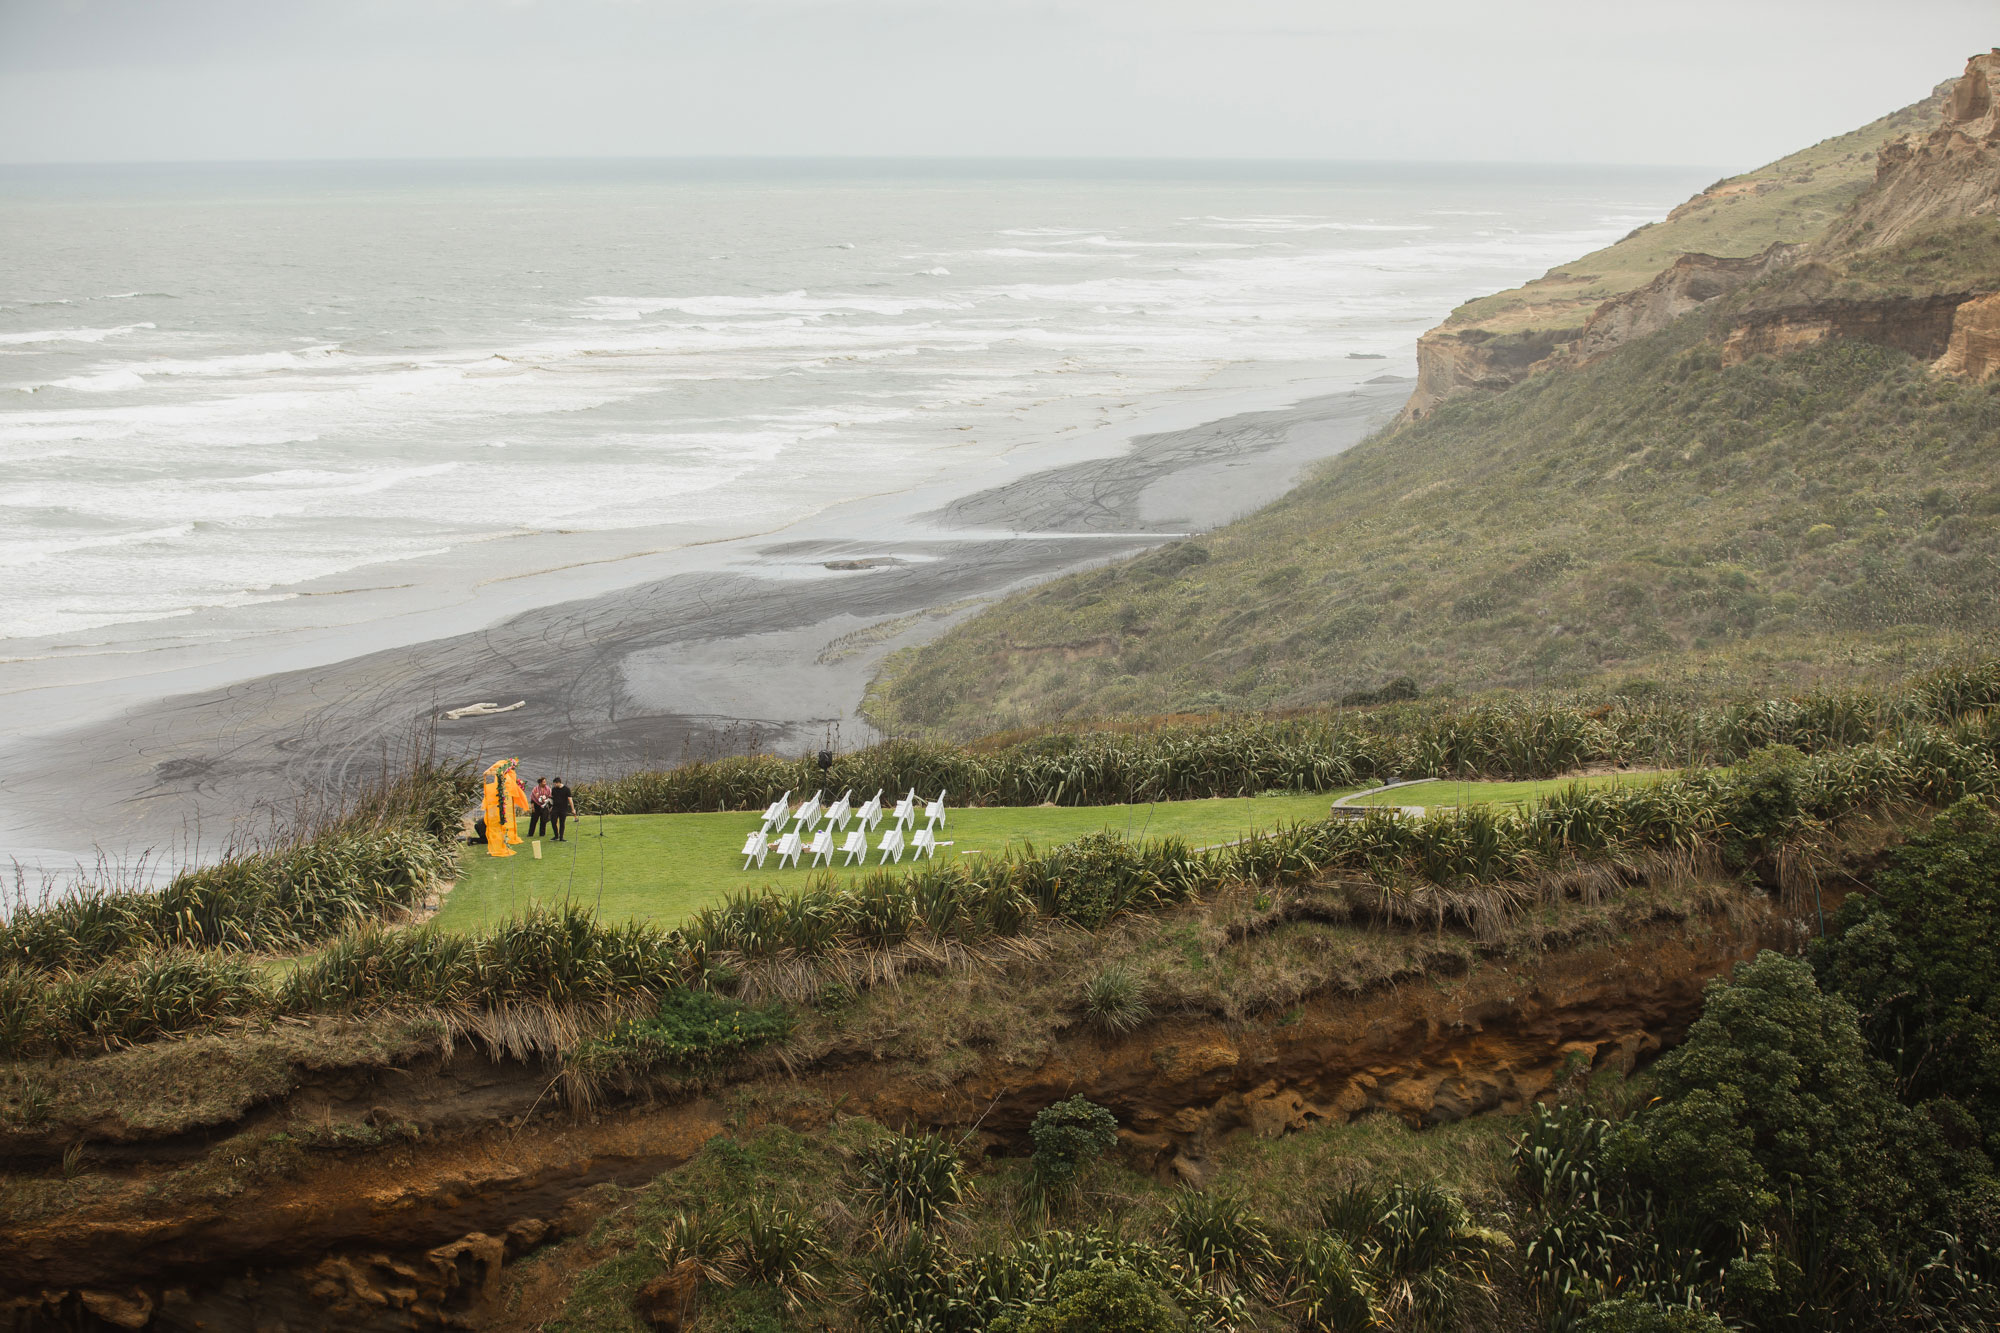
[760, 791, 792, 832]
[808, 828, 835, 867]
[910, 826, 938, 860]
[825, 789, 853, 829]
[924, 789, 947, 827]
[891, 790, 917, 829]
[774, 830, 803, 868]
[794, 789, 824, 829]
[840, 829, 869, 865]
[740, 829, 770, 868]
[858, 789, 885, 832]
[877, 827, 906, 864]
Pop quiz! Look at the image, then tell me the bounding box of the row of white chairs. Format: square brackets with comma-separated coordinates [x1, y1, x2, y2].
[758, 787, 947, 835]
[741, 822, 951, 868]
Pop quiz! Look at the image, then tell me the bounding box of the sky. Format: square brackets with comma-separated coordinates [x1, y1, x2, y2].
[0, 0, 1993, 168]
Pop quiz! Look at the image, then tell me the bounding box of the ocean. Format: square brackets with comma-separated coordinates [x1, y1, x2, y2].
[0, 159, 1706, 651]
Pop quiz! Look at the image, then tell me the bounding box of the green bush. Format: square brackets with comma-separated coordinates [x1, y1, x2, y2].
[1612, 954, 1929, 1260]
[991, 1261, 1185, 1333]
[1815, 798, 2000, 1135]
[0, 952, 270, 1056]
[1287, 1234, 1374, 1333]
[280, 906, 696, 1013]
[1164, 1190, 1274, 1283]
[1029, 1096, 1119, 1197]
[1320, 1180, 1509, 1332]
[1520, 952, 2000, 1327]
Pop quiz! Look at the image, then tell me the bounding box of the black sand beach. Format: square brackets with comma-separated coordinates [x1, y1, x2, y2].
[0, 383, 1403, 871]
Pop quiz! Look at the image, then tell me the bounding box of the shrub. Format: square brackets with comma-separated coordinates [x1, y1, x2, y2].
[852, 1229, 971, 1331]
[1611, 954, 1919, 1252]
[1029, 1097, 1120, 1197]
[991, 1261, 1186, 1333]
[1814, 798, 2000, 1134]
[1, 952, 270, 1056]
[1598, 952, 2000, 1324]
[1030, 832, 1170, 929]
[1321, 1180, 1509, 1332]
[1288, 1234, 1374, 1333]
[0, 791, 461, 973]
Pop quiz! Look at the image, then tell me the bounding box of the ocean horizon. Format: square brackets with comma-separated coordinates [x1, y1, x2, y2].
[1, 157, 1707, 663]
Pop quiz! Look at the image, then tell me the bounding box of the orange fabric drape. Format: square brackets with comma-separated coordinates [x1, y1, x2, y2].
[480, 758, 529, 856]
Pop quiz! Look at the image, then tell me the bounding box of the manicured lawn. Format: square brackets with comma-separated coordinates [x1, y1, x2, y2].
[434, 791, 1351, 931]
[1342, 771, 1669, 808]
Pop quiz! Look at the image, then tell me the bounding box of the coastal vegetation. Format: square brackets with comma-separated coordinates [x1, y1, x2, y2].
[4, 657, 1998, 1061]
[865, 220, 2000, 735]
[10, 55, 2000, 1333]
[3, 657, 1998, 1328]
[469, 800, 2000, 1331]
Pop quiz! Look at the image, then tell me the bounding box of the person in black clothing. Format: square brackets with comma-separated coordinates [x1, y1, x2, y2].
[548, 778, 575, 841]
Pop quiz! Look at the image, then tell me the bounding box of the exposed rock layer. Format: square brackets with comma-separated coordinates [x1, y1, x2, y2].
[1720, 292, 1975, 368]
[1, 904, 1797, 1330]
[1933, 289, 2000, 380]
[1824, 50, 2000, 254]
[1401, 55, 1994, 419]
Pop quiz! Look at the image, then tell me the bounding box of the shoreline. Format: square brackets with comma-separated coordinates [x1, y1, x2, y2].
[0, 377, 1406, 876]
[0, 362, 1399, 741]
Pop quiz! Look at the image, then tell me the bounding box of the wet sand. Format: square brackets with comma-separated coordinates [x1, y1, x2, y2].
[0, 381, 1404, 872]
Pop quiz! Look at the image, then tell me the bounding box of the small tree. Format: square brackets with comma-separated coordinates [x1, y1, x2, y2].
[1814, 798, 2000, 1134]
[1608, 952, 1937, 1311]
[1030, 1096, 1119, 1198]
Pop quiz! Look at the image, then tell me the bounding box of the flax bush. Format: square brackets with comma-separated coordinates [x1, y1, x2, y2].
[1, 765, 468, 973]
[574, 659, 2000, 817]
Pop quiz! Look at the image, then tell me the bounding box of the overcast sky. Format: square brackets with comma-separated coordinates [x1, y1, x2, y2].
[1, 1, 1992, 168]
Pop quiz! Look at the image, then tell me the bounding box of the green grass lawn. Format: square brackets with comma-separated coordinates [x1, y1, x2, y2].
[1342, 771, 1668, 809]
[435, 791, 1351, 931]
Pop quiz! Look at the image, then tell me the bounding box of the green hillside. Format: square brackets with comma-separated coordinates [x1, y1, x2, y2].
[1445, 82, 1946, 337]
[869, 222, 2000, 737]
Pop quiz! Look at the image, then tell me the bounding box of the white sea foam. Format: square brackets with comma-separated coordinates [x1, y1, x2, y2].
[0, 164, 1708, 646]
[0, 323, 154, 347]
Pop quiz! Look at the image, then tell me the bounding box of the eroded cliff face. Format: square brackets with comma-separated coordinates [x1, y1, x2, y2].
[1558, 245, 1804, 368]
[1, 903, 1798, 1332]
[1401, 243, 1809, 421]
[1719, 292, 1973, 368]
[1934, 289, 2000, 380]
[1399, 55, 1994, 420]
[1823, 50, 2000, 255]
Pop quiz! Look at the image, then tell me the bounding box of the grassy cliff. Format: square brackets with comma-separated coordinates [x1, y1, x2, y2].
[868, 222, 2000, 736]
[1443, 82, 1948, 338]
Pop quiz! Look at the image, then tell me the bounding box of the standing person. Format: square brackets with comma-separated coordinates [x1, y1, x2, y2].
[527, 777, 552, 838]
[549, 778, 575, 842]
